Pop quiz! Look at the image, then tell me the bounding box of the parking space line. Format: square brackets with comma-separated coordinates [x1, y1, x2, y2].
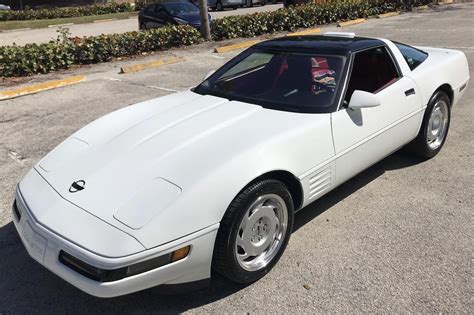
[0, 75, 86, 101]
[146, 86, 179, 92]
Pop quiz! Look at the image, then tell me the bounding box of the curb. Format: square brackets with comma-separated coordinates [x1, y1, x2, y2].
[120, 56, 185, 74]
[1, 27, 31, 33]
[93, 18, 117, 23]
[337, 18, 366, 27]
[287, 28, 321, 36]
[214, 40, 260, 53]
[378, 11, 400, 18]
[0, 76, 86, 101]
[48, 23, 74, 28]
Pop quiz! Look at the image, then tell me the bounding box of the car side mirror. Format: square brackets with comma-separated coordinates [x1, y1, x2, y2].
[348, 90, 381, 109]
[203, 70, 215, 81]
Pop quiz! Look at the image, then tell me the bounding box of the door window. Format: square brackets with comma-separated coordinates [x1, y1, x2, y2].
[344, 46, 400, 104]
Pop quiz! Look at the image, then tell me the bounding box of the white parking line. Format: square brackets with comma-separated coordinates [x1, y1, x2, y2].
[146, 86, 179, 92]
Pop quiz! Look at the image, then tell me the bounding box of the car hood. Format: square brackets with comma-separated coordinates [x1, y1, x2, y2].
[36, 92, 256, 229]
[173, 12, 202, 24]
[35, 91, 332, 246]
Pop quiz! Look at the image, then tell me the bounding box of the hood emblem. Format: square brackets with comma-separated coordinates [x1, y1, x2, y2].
[69, 180, 86, 193]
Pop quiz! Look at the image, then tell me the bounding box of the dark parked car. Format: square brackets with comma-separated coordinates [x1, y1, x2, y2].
[138, 0, 211, 30]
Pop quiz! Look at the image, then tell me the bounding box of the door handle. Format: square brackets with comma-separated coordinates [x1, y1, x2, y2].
[405, 88, 416, 97]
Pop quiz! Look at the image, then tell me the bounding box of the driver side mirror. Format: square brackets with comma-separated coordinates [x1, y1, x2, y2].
[203, 70, 215, 81]
[348, 90, 381, 109]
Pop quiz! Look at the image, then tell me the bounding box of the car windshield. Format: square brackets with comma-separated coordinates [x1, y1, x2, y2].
[194, 49, 346, 113]
[164, 2, 199, 15]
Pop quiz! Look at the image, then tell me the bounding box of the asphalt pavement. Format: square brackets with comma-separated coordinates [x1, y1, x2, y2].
[0, 3, 473, 313]
[0, 4, 283, 46]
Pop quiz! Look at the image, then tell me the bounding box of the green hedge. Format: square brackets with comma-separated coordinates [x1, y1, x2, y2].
[0, 25, 201, 77]
[211, 0, 429, 40]
[0, 3, 133, 21]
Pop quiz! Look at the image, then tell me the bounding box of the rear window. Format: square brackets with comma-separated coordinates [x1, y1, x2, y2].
[395, 42, 428, 71]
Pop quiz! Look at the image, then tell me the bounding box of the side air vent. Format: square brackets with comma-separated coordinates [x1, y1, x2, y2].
[308, 166, 332, 200]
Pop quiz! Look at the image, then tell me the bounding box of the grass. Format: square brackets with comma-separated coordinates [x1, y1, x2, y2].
[0, 11, 137, 31]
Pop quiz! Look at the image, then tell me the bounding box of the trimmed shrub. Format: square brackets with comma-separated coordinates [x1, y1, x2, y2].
[210, 0, 429, 40]
[0, 25, 202, 77]
[0, 3, 133, 21]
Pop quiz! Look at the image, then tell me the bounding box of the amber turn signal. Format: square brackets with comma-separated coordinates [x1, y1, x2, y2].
[171, 246, 190, 262]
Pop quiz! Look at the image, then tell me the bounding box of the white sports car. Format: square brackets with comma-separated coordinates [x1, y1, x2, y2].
[13, 33, 469, 297]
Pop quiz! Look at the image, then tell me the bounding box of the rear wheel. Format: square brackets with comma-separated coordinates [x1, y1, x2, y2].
[216, 1, 224, 11]
[409, 90, 451, 159]
[212, 179, 294, 283]
[246, 0, 253, 7]
[261, 0, 266, 6]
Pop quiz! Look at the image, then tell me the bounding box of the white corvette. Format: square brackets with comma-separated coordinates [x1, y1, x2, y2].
[13, 33, 469, 297]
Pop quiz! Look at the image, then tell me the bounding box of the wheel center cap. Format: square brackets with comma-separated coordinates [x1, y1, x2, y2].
[251, 217, 269, 243]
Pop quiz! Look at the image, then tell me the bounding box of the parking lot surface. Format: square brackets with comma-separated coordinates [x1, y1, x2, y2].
[0, 3, 473, 313]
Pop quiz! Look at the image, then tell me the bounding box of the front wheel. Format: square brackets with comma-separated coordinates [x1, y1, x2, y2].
[216, 1, 224, 11]
[409, 90, 451, 159]
[212, 179, 294, 283]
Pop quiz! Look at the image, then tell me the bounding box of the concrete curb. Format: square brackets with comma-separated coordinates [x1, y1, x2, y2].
[48, 23, 74, 28]
[214, 40, 260, 53]
[0, 76, 86, 101]
[337, 18, 366, 27]
[378, 12, 400, 18]
[0, 27, 31, 33]
[93, 18, 117, 23]
[120, 56, 185, 74]
[287, 28, 321, 36]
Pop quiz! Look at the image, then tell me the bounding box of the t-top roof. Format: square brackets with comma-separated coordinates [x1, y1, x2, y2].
[254, 35, 385, 54]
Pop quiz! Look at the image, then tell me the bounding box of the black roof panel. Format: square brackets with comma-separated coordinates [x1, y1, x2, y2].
[254, 35, 385, 54]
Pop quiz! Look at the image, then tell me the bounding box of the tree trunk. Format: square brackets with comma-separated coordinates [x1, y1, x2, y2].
[198, 0, 211, 40]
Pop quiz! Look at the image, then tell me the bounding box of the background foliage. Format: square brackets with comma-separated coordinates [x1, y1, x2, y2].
[0, 3, 133, 21]
[0, 0, 431, 77]
[0, 25, 201, 77]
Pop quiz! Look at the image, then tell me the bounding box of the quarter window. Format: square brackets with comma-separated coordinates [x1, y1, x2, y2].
[344, 46, 400, 103]
[394, 42, 428, 71]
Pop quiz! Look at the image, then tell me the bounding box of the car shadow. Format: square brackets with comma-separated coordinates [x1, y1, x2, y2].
[0, 150, 425, 313]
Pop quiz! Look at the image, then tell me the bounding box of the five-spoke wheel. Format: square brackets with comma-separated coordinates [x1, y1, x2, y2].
[213, 179, 294, 283]
[410, 90, 451, 158]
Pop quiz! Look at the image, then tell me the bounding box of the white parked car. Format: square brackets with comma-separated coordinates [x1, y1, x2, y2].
[0, 3, 11, 10]
[13, 33, 469, 297]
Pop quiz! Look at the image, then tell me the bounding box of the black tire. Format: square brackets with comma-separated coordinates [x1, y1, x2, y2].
[261, 0, 266, 6]
[212, 179, 294, 284]
[139, 22, 147, 30]
[409, 90, 451, 159]
[246, 0, 253, 7]
[216, 1, 224, 11]
[233, 5, 238, 9]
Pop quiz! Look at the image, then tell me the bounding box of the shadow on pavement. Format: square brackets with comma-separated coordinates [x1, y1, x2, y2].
[0, 150, 425, 313]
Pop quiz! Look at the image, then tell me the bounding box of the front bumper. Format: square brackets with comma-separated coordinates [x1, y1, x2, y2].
[13, 186, 219, 298]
